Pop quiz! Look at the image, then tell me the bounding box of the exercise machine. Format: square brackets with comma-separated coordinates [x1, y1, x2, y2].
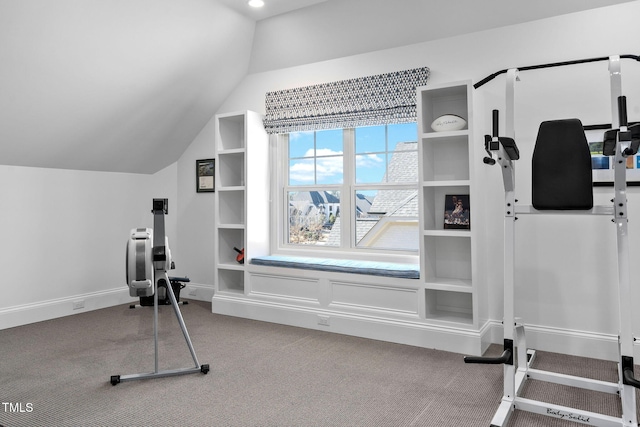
[129, 276, 190, 309]
[465, 56, 640, 426]
[111, 198, 209, 385]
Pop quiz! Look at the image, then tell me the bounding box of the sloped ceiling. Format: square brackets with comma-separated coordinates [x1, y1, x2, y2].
[0, 0, 635, 174]
[249, 0, 638, 73]
[0, 0, 255, 174]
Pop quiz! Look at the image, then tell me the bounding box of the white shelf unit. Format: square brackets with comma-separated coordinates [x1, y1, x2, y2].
[214, 111, 269, 296]
[417, 81, 477, 327]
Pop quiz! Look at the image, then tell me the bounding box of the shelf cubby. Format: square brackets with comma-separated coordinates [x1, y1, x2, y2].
[218, 228, 245, 265]
[419, 85, 469, 135]
[421, 185, 470, 231]
[425, 289, 473, 324]
[217, 152, 245, 187]
[217, 114, 246, 151]
[422, 234, 472, 282]
[217, 268, 245, 294]
[218, 190, 245, 225]
[421, 134, 470, 182]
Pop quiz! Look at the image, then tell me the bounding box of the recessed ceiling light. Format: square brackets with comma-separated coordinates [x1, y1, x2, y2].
[248, 0, 265, 8]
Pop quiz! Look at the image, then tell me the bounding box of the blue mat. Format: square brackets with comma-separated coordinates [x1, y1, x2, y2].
[250, 255, 419, 279]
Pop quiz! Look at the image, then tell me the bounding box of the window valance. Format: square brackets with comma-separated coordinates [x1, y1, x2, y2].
[263, 67, 430, 134]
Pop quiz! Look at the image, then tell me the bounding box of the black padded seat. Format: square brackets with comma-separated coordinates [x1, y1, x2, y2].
[532, 119, 593, 210]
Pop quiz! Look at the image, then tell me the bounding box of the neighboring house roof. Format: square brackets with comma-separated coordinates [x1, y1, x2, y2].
[357, 141, 418, 247]
[290, 141, 419, 248]
[368, 142, 418, 215]
[290, 190, 340, 205]
[355, 192, 373, 216]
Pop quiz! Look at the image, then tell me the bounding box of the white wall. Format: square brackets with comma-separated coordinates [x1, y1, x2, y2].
[248, 0, 635, 73]
[179, 1, 640, 353]
[0, 163, 177, 328]
[174, 119, 216, 297]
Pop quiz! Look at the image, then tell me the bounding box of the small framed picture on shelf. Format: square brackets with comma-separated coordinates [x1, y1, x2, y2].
[196, 158, 215, 193]
[444, 194, 470, 230]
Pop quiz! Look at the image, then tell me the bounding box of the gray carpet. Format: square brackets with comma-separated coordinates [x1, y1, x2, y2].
[0, 300, 635, 426]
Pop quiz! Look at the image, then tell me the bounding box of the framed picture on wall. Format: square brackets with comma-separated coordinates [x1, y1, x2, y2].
[196, 159, 215, 192]
[586, 123, 640, 186]
[444, 194, 470, 230]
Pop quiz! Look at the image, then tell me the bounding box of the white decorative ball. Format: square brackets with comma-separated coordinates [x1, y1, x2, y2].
[430, 114, 467, 132]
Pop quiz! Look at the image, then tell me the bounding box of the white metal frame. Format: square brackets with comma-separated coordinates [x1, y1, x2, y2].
[477, 56, 639, 426]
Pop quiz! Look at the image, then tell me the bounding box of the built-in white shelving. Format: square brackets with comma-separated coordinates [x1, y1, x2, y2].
[213, 111, 269, 296]
[417, 81, 477, 326]
[210, 91, 487, 356]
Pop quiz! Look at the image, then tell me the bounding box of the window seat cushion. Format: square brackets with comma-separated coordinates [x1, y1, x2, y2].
[250, 255, 419, 279]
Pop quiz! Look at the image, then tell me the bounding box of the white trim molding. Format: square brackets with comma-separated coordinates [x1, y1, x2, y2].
[0, 288, 136, 330]
[212, 292, 492, 356]
[486, 320, 626, 361]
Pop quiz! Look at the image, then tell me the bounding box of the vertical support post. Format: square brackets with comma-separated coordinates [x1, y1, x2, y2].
[152, 199, 167, 374]
[496, 69, 520, 425]
[609, 55, 637, 426]
[154, 276, 159, 373]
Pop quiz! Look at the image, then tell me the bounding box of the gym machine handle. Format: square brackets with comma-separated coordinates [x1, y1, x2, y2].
[617, 96, 638, 157]
[464, 349, 512, 365]
[483, 110, 520, 163]
[483, 110, 499, 164]
[464, 339, 514, 365]
[622, 356, 640, 389]
[483, 135, 496, 165]
[619, 96, 628, 128]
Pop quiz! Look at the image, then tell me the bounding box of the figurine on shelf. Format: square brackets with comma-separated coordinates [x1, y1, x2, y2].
[233, 247, 245, 264]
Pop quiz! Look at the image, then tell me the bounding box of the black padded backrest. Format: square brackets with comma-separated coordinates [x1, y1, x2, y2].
[532, 119, 593, 210]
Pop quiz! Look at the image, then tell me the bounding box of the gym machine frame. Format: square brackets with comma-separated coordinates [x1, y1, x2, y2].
[111, 199, 209, 385]
[465, 56, 640, 426]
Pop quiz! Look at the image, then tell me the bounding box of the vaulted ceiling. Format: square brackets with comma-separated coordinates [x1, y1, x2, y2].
[0, 0, 634, 174]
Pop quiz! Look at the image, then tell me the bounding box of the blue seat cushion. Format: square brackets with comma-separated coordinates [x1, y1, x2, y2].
[250, 255, 419, 279]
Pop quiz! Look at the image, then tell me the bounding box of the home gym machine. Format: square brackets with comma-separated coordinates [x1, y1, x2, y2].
[111, 198, 209, 385]
[129, 276, 190, 309]
[465, 55, 640, 426]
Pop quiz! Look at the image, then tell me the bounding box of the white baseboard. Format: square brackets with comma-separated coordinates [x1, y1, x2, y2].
[2, 287, 630, 362]
[181, 282, 215, 302]
[485, 320, 626, 361]
[212, 293, 492, 356]
[0, 283, 213, 331]
[212, 296, 636, 361]
[0, 288, 137, 330]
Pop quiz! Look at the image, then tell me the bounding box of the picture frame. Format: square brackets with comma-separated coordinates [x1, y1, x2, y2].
[196, 159, 215, 193]
[444, 194, 470, 230]
[586, 123, 640, 187]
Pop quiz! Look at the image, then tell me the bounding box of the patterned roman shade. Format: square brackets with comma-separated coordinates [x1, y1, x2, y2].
[263, 67, 430, 134]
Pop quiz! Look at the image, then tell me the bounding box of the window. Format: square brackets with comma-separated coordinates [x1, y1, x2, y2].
[282, 123, 418, 252]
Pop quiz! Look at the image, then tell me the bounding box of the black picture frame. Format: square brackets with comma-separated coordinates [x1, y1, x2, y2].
[585, 122, 640, 187]
[196, 159, 215, 193]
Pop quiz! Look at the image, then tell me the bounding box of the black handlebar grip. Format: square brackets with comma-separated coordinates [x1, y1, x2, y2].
[464, 349, 512, 365]
[619, 96, 628, 127]
[492, 110, 499, 137]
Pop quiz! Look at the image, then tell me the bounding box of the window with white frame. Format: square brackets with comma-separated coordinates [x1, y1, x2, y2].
[283, 123, 419, 252]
